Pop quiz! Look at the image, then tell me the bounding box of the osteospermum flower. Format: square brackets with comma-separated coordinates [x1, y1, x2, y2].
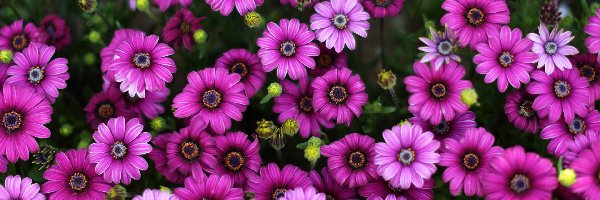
[483, 146, 558, 200]
[309, 43, 348, 77]
[42, 149, 111, 200]
[540, 109, 600, 156]
[571, 141, 600, 199]
[584, 8, 600, 62]
[133, 189, 176, 200]
[215, 48, 266, 98]
[174, 172, 244, 200]
[213, 132, 261, 187]
[321, 133, 378, 188]
[527, 23, 579, 74]
[563, 131, 598, 167]
[38, 15, 71, 50]
[440, 0, 510, 49]
[281, 187, 326, 200]
[166, 122, 217, 176]
[358, 178, 434, 200]
[309, 167, 358, 199]
[124, 88, 169, 120]
[0, 83, 51, 162]
[172, 67, 249, 134]
[0, 175, 44, 200]
[312, 68, 367, 125]
[374, 124, 440, 189]
[527, 68, 590, 123]
[108, 32, 176, 98]
[149, 133, 187, 184]
[84, 84, 136, 129]
[419, 25, 461, 70]
[257, 18, 319, 80]
[162, 8, 204, 49]
[310, 0, 370, 53]
[7, 43, 70, 103]
[0, 63, 9, 85]
[571, 53, 600, 102]
[100, 29, 143, 73]
[404, 61, 472, 124]
[153, 0, 192, 11]
[504, 89, 542, 133]
[0, 20, 46, 52]
[205, 0, 263, 16]
[360, 0, 403, 19]
[408, 111, 476, 144]
[0, 156, 7, 173]
[247, 163, 313, 200]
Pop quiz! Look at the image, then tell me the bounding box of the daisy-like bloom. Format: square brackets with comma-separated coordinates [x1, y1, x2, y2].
[205, 0, 263, 16]
[167, 122, 217, 176]
[42, 149, 111, 200]
[584, 8, 600, 63]
[408, 111, 476, 144]
[274, 78, 334, 138]
[0, 20, 46, 52]
[162, 8, 204, 50]
[0, 83, 51, 162]
[149, 133, 187, 184]
[153, 0, 192, 11]
[124, 88, 170, 120]
[108, 32, 176, 98]
[571, 141, 600, 199]
[247, 163, 313, 200]
[310, 0, 370, 53]
[504, 89, 542, 133]
[404, 61, 472, 124]
[213, 131, 261, 187]
[174, 171, 244, 200]
[358, 178, 434, 200]
[440, 0, 510, 49]
[281, 187, 326, 200]
[473, 26, 536, 92]
[0, 175, 45, 200]
[374, 124, 440, 189]
[257, 18, 319, 80]
[7, 43, 70, 103]
[309, 43, 347, 77]
[88, 117, 152, 184]
[540, 109, 600, 156]
[100, 29, 143, 73]
[527, 68, 590, 123]
[38, 15, 72, 50]
[321, 133, 377, 188]
[360, 0, 403, 19]
[133, 189, 177, 200]
[483, 146, 558, 200]
[215, 48, 266, 98]
[419, 25, 461, 70]
[84, 85, 135, 129]
[571, 53, 600, 102]
[0, 156, 7, 173]
[310, 167, 358, 199]
[527, 23, 579, 75]
[172, 67, 249, 134]
[563, 131, 598, 167]
[439, 127, 504, 197]
[312, 68, 367, 125]
[0, 63, 10, 85]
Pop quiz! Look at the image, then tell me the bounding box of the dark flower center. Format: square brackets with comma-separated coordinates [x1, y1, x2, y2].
[69, 173, 89, 192]
[96, 103, 114, 120]
[332, 14, 349, 29]
[398, 148, 415, 165]
[11, 34, 29, 51]
[46, 25, 56, 39]
[498, 51, 514, 67]
[280, 41, 296, 57]
[28, 66, 45, 85]
[432, 120, 450, 135]
[328, 85, 349, 104]
[202, 89, 222, 109]
[373, 0, 393, 7]
[110, 141, 127, 159]
[579, 65, 597, 83]
[568, 117, 586, 135]
[553, 80, 571, 98]
[466, 8, 485, 26]
[316, 53, 333, 68]
[127, 95, 141, 103]
[2, 111, 23, 133]
[179, 22, 192, 33]
[180, 141, 200, 161]
[347, 151, 367, 169]
[518, 100, 536, 118]
[462, 153, 480, 170]
[438, 40, 453, 56]
[544, 41, 558, 55]
[325, 195, 336, 200]
[430, 83, 448, 99]
[387, 181, 403, 193]
[132, 53, 152, 69]
[510, 174, 530, 193]
[230, 62, 249, 78]
[272, 188, 287, 200]
[299, 96, 313, 112]
[224, 151, 245, 172]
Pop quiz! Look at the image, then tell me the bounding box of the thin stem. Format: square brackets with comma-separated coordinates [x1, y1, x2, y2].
[95, 11, 114, 30]
[388, 88, 399, 109]
[379, 19, 385, 68]
[8, 2, 22, 19]
[309, 160, 316, 170]
[275, 148, 284, 164]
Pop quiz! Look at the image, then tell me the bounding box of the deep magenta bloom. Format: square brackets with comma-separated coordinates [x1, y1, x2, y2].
[571, 53, 600, 102]
[247, 163, 312, 200]
[124, 88, 169, 119]
[162, 8, 204, 50]
[0, 156, 7, 173]
[527, 68, 590, 123]
[108, 32, 176, 98]
[153, 0, 192, 11]
[504, 89, 541, 133]
[483, 146, 558, 200]
[309, 43, 348, 77]
[0, 63, 9, 85]
[404, 61, 472, 124]
[213, 131, 261, 187]
[38, 15, 71, 50]
[7, 42, 70, 103]
[0, 83, 51, 162]
[215, 48, 266, 98]
[408, 111, 476, 144]
[0, 175, 44, 200]
[174, 172, 244, 200]
[358, 178, 434, 200]
[563, 131, 599, 167]
[360, 0, 403, 19]
[172, 67, 249, 134]
[321, 133, 378, 188]
[205, 0, 263, 16]
[419, 25, 461, 70]
[149, 133, 187, 184]
[0, 20, 46, 52]
[312, 68, 367, 125]
[309, 167, 358, 199]
[439, 127, 504, 197]
[166, 122, 217, 176]
[42, 149, 111, 200]
[571, 141, 600, 199]
[281, 187, 326, 200]
[440, 0, 509, 49]
[310, 0, 370, 53]
[584, 8, 600, 63]
[257, 18, 319, 80]
[84, 84, 135, 130]
[528, 23, 579, 75]
[274, 78, 334, 138]
[101, 29, 143, 74]
[133, 189, 176, 200]
[540, 109, 600, 156]
[374, 124, 440, 189]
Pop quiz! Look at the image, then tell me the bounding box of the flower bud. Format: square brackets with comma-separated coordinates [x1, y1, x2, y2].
[244, 11, 263, 28]
[281, 118, 299, 136]
[150, 117, 167, 132]
[78, 0, 98, 13]
[60, 124, 73, 137]
[193, 29, 208, 44]
[377, 69, 397, 90]
[107, 185, 127, 200]
[0, 50, 13, 64]
[136, 0, 150, 11]
[267, 82, 282, 97]
[397, 119, 411, 127]
[460, 88, 479, 107]
[269, 132, 286, 150]
[32, 145, 57, 170]
[88, 31, 101, 44]
[83, 52, 96, 65]
[307, 136, 323, 147]
[558, 168, 576, 187]
[256, 119, 277, 139]
[304, 145, 320, 163]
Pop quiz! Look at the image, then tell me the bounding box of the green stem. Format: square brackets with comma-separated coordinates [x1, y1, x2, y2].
[95, 11, 114, 30]
[388, 88, 399, 109]
[581, 0, 591, 17]
[275, 148, 284, 164]
[309, 160, 316, 170]
[8, 2, 22, 19]
[557, 157, 563, 172]
[379, 19, 385, 68]
[260, 94, 274, 104]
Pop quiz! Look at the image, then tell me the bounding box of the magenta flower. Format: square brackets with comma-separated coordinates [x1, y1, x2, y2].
[404, 61, 472, 124]
[540, 109, 600, 156]
[440, 0, 509, 49]
[358, 177, 434, 200]
[172, 67, 249, 134]
[247, 163, 312, 200]
[162, 8, 204, 49]
[504, 89, 542, 133]
[257, 18, 319, 80]
[309, 167, 358, 199]
[149, 133, 187, 184]
[124, 88, 169, 120]
[563, 131, 598, 167]
[312, 68, 367, 125]
[42, 149, 111, 200]
[84, 84, 136, 130]
[527, 23, 579, 74]
[133, 189, 176, 200]
[38, 15, 71, 50]
[0, 20, 46, 52]
[215, 48, 266, 98]
[309, 43, 348, 77]
[483, 146, 558, 200]
[527, 68, 590, 123]
[408, 111, 476, 145]
[0, 63, 10, 85]
[360, 0, 403, 19]
[310, 0, 370, 53]
[0, 156, 7, 173]
[321, 133, 378, 188]
[213, 131, 261, 187]
[584, 8, 600, 63]
[571, 141, 600, 199]
[101, 29, 143, 74]
[419, 25, 461, 70]
[281, 187, 326, 200]
[153, 0, 192, 11]
[571, 53, 600, 102]
[166, 122, 217, 176]
[7, 42, 70, 103]
[205, 0, 263, 16]
[174, 172, 244, 200]
[0, 175, 44, 200]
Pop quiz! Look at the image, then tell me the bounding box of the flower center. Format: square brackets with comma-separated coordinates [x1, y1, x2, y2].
[462, 153, 480, 170]
[430, 83, 447, 99]
[579, 65, 597, 82]
[498, 51, 514, 67]
[179, 22, 192, 33]
[110, 141, 127, 159]
[398, 148, 416, 165]
[28, 66, 45, 85]
[272, 188, 287, 200]
[510, 174, 530, 194]
[202, 89, 222, 109]
[332, 14, 349, 29]
[299, 96, 313, 112]
[347, 151, 367, 169]
[11, 34, 29, 51]
[96, 103, 114, 120]
[328, 85, 349, 104]
[132, 53, 152, 69]
[466, 8, 485, 26]
[325, 195, 336, 200]
[180, 141, 200, 161]
[46, 25, 56, 39]
[316, 53, 333, 68]
[568, 117, 586, 135]
[544, 41, 558, 55]
[438, 40, 453, 56]
[518, 100, 536, 118]
[2, 111, 23, 133]
[280, 41, 296, 57]
[373, 0, 393, 7]
[553, 80, 571, 98]
[230, 62, 249, 78]
[432, 120, 450, 135]
[224, 151, 245, 172]
[387, 181, 403, 193]
[127, 95, 141, 103]
[69, 173, 89, 192]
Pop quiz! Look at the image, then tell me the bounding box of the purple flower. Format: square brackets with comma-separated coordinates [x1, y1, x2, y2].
[309, 43, 348, 77]
[215, 48, 266, 98]
[0, 63, 10, 85]
[153, 0, 192, 11]
[7, 42, 70, 103]
[358, 177, 434, 200]
[0, 20, 46, 52]
[101, 29, 143, 74]
[172, 67, 249, 134]
[527, 23, 579, 74]
[441, 0, 510, 49]
[162, 8, 204, 50]
[360, 0, 403, 19]
[483, 146, 558, 200]
[321, 133, 378, 188]
[133, 189, 177, 200]
[281, 187, 326, 200]
[38, 15, 71, 50]
[419, 25, 461, 70]
[213, 131, 261, 187]
[42, 149, 111, 200]
[374, 124, 440, 189]
[563, 131, 599, 167]
[408, 111, 476, 145]
[584, 8, 600, 63]
[84, 84, 136, 130]
[439, 127, 504, 197]
[174, 171, 244, 200]
[404, 61, 472, 124]
[124, 88, 169, 120]
[257, 18, 320, 80]
[309, 167, 358, 199]
[504, 89, 541, 133]
[0, 156, 7, 173]
[0, 175, 44, 200]
[527, 68, 590, 123]
[205, 0, 263, 16]
[0, 83, 52, 162]
[571, 140, 600, 199]
[149, 133, 187, 184]
[166, 122, 217, 176]
[540, 109, 600, 156]
[247, 163, 312, 200]
[312, 68, 367, 125]
[571, 53, 600, 102]
[310, 0, 370, 53]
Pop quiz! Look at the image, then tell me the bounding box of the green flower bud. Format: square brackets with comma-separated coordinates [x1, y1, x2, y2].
[397, 119, 411, 127]
[244, 11, 263, 28]
[60, 124, 73, 137]
[304, 145, 320, 163]
[460, 88, 479, 107]
[267, 82, 282, 97]
[307, 136, 323, 147]
[150, 117, 167, 132]
[281, 118, 299, 136]
[377, 69, 397, 90]
[558, 168, 576, 187]
[256, 119, 277, 139]
[83, 52, 96, 65]
[32, 145, 57, 170]
[107, 185, 127, 200]
[136, 0, 150, 11]
[88, 31, 101, 44]
[159, 186, 171, 193]
[0, 50, 13, 64]
[269, 132, 286, 150]
[78, 0, 98, 13]
[193, 29, 208, 44]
